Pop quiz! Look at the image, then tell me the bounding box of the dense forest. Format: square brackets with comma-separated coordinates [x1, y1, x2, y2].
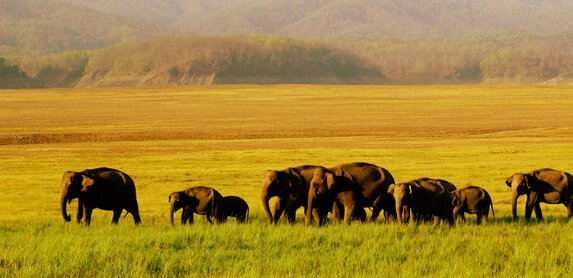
[1, 0, 573, 87]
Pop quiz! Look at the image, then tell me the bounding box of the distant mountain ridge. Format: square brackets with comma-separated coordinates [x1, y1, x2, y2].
[62, 0, 573, 39]
[1, 0, 573, 87]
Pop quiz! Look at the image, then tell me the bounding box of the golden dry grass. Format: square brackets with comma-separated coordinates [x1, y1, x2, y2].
[1, 85, 573, 277]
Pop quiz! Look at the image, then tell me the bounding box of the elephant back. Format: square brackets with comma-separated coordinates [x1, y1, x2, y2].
[412, 178, 455, 194]
[331, 162, 395, 201]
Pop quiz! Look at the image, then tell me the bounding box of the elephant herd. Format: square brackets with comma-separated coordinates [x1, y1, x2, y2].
[59, 164, 573, 226]
[60, 168, 248, 225]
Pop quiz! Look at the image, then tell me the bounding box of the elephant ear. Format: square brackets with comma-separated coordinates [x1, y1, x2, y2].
[325, 173, 335, 190]
[287, 168, 303, 199]
[81, 175, 95, 191]
[387, 184, 396, 194]
[505, 174, 515, 187]
[451, 193, 462, 207]
[524, 175, 533, 190]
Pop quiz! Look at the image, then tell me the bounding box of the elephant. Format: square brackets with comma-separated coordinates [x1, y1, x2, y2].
[332, 202, 367, 223]
[506, 168, 573, 220]
[60, 167, 141, 225]
[168, 186, 223, 225]
[261, 165, 322, 224]
[307, 162, 396, 225]
[218, 196, 249, 223]
[451, 186, 495, 224]
[388, 178, 455, 225]
[306, 167, 360, 225]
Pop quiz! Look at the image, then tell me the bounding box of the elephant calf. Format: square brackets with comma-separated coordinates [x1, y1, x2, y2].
[451, 186, 495, 224]
[218, 196, 249, 223]
[168, 186, 223, 225]
[388, 178, 455, 226]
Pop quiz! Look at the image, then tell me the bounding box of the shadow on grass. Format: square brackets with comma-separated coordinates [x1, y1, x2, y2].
[456, 215, 571, 225]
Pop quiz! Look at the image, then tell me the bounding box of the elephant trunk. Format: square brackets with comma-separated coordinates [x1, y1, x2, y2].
[169, 203, 175, 226]
[511, 188, 519, 219]
[60, 187, 71, 222]
[261, 191, 273, 224]
[306, 193, 315, 226]
[395, 199, 404, 225]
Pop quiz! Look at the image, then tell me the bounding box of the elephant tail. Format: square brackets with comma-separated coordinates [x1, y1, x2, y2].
[210, 188, 218, 223]
[486, 191, 495, 219]
[122, 210, 130, 219]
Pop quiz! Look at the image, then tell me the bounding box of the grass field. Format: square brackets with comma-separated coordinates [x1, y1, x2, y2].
[1, 85, 573, 277]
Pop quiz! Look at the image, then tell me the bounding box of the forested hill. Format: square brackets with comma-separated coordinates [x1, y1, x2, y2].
[77, 36, 383, 87]
[1, 0, 573, 87]
[3, 36, 383, 88]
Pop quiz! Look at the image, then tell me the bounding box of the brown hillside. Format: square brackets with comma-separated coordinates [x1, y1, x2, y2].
[77, 36, 383, 87]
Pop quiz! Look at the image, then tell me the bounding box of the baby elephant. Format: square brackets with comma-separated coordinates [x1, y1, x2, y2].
[218, 196, 249, 223]
[168, 186, 223, 225]
[451, 186, 495, 224]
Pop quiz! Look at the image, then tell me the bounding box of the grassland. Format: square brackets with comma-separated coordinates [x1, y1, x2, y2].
[1, 85, 573, 277]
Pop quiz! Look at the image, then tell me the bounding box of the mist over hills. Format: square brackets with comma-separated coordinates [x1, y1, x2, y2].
[1, 0, 573, 87]
[61, 0, 573, 39]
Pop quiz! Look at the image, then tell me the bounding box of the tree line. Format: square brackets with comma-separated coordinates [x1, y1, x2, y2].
[1, 33, 573, 88]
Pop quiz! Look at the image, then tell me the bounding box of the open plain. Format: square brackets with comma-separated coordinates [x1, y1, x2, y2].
[1, 85, 573, 277]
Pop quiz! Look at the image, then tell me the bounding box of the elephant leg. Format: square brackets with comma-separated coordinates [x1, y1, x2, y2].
[237, 213, 246, 223]
[369, 202, 382, 222]
[112, 209, 122, 224]
[408, 208, 415, 224]
[534, 205, 542, 219]
[76, 200, 84, 223]
[311, 208, 321, 225]
[482, 206, 489, 224]
[433, 215, 440, 226]
[370, 196, 384, 222]
[187, 213, 194, 224]
[343, 205, 355, 225]
[525, 193, 541, 220]
[452, 206, 461, 222]
[126, 202, 141, 225]
[318, 208, 329, 226]
[181, 211, 187, 225]
[331, 202, 342, 224]
[272, 198, 286, 224]
[476, 212, 482, 225]
[84, 207, 93, 226]
[285, 201, 298, 224]
[567, 201, 573, 218]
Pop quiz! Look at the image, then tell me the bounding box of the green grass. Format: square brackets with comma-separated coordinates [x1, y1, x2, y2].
[1, 85, 573, 277]
[2, 219, 573, 277]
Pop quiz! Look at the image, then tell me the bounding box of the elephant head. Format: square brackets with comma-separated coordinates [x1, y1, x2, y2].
[306, 167, 335, 225]
[450, 192, 462, 209]
[168, 191, 190, 225]
[388, 183, 413, 224]
[260, 169, 300, 224]
[505, 173, 532, 219]
[60, 171, 95, 222]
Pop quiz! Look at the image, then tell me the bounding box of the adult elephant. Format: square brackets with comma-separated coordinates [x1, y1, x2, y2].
[506, 168, 573, 220]
[168, 186, 223, 225]
[60, 167, 141, 225]
[306, 167, 359, 225]
[388, 178, 455, 225]
[261, 165, 321, 224]
[307, 162, 396, 225]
